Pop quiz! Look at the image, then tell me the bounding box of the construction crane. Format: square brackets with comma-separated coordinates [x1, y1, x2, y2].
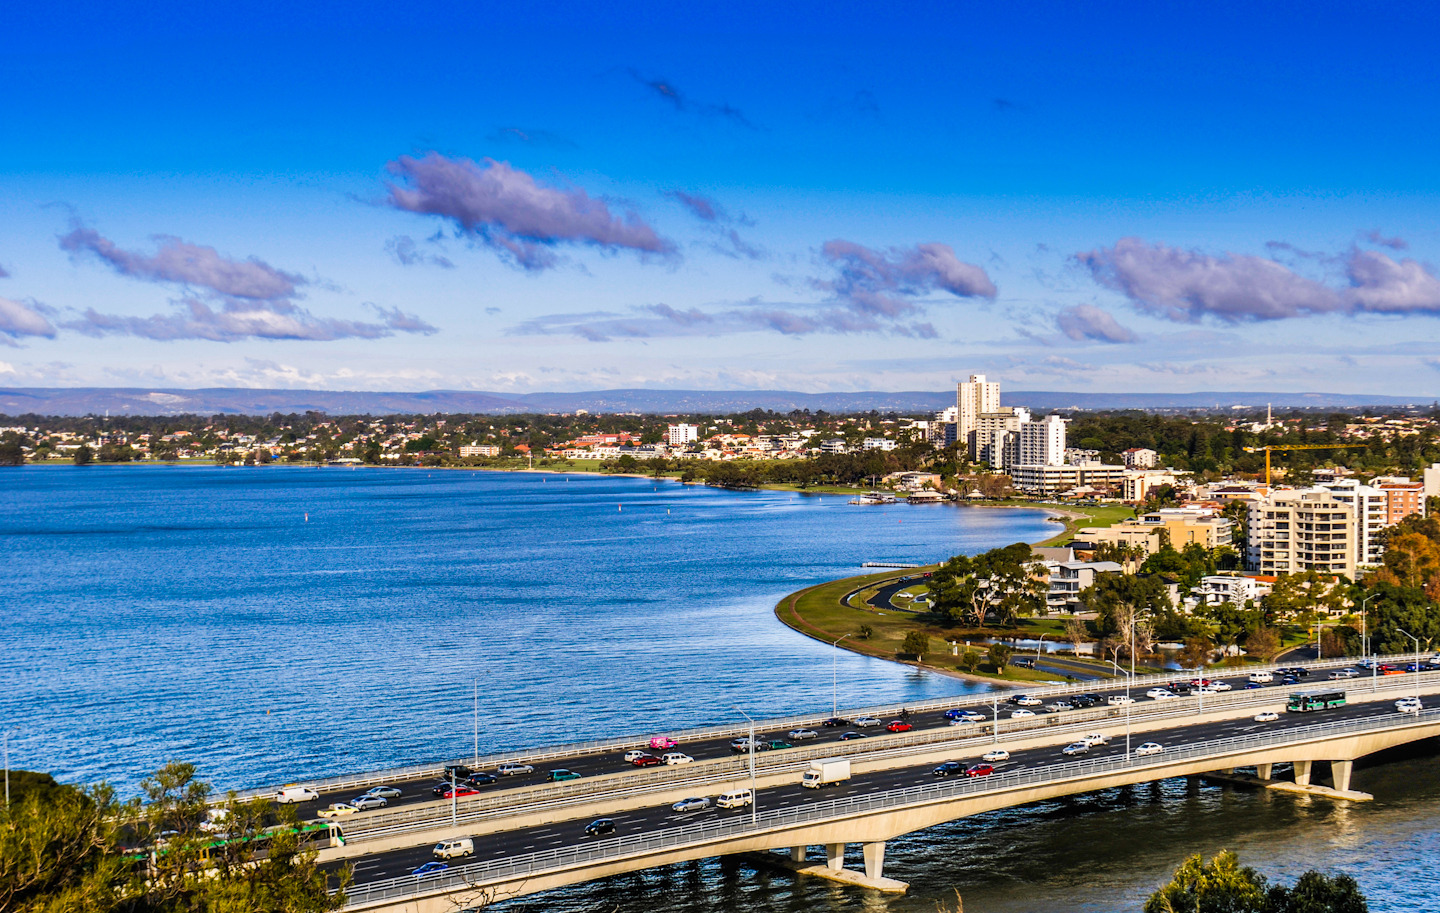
[1243, 443, 1364, 485]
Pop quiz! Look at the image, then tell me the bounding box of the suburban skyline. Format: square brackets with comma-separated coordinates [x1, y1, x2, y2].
[3, 2, 1440, 396]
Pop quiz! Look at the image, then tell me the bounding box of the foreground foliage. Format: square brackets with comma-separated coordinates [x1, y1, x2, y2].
[1145, 850, 1367, 913]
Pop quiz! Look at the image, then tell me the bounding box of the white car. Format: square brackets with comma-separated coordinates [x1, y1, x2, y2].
[497, 763, 534, 776]
[1133, 742, 1165, 757]
[317, 803, 358, 819]
[1107, 695, 1135, 706]
[1248, 672, 1274, 683]
[1330, 669, 1360, 680]
[1061, 741, 1090, 756]
[955, 710, 987, 722]
[854, 716, 883, 728]
[1194, 687, 1220, 696]
[1081, 733, 1111, 747]
[1145, 688, 1177, 700]
[1396, 698, 1423, 714]
[1015, 696, 1043, 707]
[1253, 711, 1279, 722]
[661, 753, 694, 765]
[1209, 681, 1233, 691]
[1045, 701, 1074, 713]
[981, 749, 1010, 762]
[623, 749, 649, 763]
[1010, 709, 1035, 719]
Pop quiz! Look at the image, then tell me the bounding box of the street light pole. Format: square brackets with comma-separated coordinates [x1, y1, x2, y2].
[735, 708, 758, 824]
[450, 769, 457, 828]
[1360, 593, 1379, 692]
[1035, 633, 1047, 668]
[831, 634, 852, 720]
[1397, 627, 1423, 708]
[1107, 660, 1132, 758]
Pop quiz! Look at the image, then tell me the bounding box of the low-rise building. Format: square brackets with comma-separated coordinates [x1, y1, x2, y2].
[1123, 447, 1158, 469]
[1044, 560, 1123, 613]
[459, 443, 501, 458]
[1010, 461, 1127, 497]
[1195, 574, 1273, 608]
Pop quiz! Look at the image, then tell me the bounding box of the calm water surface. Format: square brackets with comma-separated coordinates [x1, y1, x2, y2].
[5, 466, 1434, 911]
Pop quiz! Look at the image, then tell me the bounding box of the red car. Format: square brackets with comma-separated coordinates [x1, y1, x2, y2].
[886, 720, 913, 733]
[964, 764, 995, 778]
[630, 754, 663, 767]
[434, 784, 480, 798]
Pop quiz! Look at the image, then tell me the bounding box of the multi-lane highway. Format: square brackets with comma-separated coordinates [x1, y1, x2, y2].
[332, 683, 1422, 888]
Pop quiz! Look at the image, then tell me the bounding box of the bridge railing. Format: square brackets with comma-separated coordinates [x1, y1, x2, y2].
[233, 651, 1424, 801]
[341, 704, 1439, 907]
[330, 668, 1440, 843]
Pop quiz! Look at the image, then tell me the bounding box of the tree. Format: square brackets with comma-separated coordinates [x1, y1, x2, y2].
[900, 631, 930, 656]
[73, 444, 93, 465]
[1244, 625, 1282, 659]
[929, 544, 1047, 628]
[1143, 850, 1268, 913]
[0, 439, 24, 465]
[987, 642, 1013, 669]
[1267, 870, 1368, 913]
[960, 649, 981, 673]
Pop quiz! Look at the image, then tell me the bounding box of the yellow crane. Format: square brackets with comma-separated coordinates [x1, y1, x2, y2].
[1243, 443, 1364, 484]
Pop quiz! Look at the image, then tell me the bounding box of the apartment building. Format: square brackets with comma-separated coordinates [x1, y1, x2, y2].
[1122, 469, 1178, 503]
[1123, 447, 1158, 469]
[1194, 574, 1273, 608]
[957, 374, 1001, 459]
[666, 423, 700, 447]
[1010, 461, 1127, 497]
[1374, 477, 1425, 524]
[1080, 507, 1233, 555]
[1019, 414, 1067, 467]
[458, 443, 501, 458]
[1316, 479, 1387, 566]
[972, 407, 1029, 468]
[1246, 488, 1359, 579]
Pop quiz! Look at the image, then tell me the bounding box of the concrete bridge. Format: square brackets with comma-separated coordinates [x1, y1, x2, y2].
[310, 662, 1440, 912]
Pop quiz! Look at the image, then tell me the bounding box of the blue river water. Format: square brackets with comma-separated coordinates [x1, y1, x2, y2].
[4, 465, 1436, 911]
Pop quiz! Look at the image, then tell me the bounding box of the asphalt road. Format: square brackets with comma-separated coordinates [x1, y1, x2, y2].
[287, 663, 1385, 821]
[334, 685, 1423, 888]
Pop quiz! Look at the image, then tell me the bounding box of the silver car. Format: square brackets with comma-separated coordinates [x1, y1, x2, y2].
[350, 794, 388, 810]
[788, 728, 819, 741]
[497, 763, 535, 776]
[362, 785, 402, 799]
[671, 797, 712, 812]
[854, 716, 883, 728]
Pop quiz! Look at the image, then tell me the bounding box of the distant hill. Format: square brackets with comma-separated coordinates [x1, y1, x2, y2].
[0, 387, 1430, 418]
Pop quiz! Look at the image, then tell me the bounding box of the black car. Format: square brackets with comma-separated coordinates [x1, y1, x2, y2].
[1292, 667, 1310, 677]
[932, 761, 964, 777]
[583, 818, 617, 837]
[442, 764, 474, 781]
[465, 773, 498, 787]
[1281, 675, 1299, 685]
[821, 717, 850, 728]
[838, 731, 868, 741]
[1071, 694, 1100, 709]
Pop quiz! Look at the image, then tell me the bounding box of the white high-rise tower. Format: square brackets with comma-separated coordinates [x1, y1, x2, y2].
[956, 374, 1001, 458]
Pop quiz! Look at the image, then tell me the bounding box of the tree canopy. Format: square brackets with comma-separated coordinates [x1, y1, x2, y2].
[1145, 850, 1367, 913]
[928, 543, 1047, 628]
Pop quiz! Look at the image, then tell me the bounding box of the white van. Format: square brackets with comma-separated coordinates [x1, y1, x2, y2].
[434, 837, 474, 859]
[275, 786, 319, 804]
[1248, 671, 1274, 684]
[716, 789, 753, 809]
[662, 752, 693, 766]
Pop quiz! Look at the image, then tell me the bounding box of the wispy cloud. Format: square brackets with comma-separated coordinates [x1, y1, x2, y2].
[0, 296, 58, 346]
[385, 235, 454, 269]
[1081, 236, 1440, 323]
[65, 299, 435, 343]
[485, 126, 578, 149]
[384, 152, 675, 271]
[667, 190, 764, 260]
[60, 226, 305, 300]
[626, 70, 755, 128]
[1364, 229, 1408, 251]
[1055, 304, 1138, 343]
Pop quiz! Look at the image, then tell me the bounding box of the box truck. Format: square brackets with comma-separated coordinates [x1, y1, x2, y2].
[801, 758, 851, 788]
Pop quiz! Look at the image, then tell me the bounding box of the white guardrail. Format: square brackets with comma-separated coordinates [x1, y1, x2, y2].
[331, 666, 1440, 845]
[340, 704, 1440, 907]
[232, 651, 1426, 802]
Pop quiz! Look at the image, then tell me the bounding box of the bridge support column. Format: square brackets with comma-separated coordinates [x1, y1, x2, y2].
[826, 843, 846, 871]
[864, 842, 887, 881]
[1332, 760, 1353, 793]
[790, 846, 807, 863]
[1293, 760, 1312, 787]
[1256, 763, 1272, 781]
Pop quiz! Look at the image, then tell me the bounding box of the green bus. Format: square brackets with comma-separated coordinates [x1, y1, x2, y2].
[1287, 690, 1347, 712]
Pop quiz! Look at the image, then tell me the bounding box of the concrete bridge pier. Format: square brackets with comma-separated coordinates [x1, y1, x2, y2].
[1331, 760, 1353, 793]
[863, 842, 887, 881]
[790, 846, 807, 862]
[1292, 760, 1313, 787]
[826, 843, 846, 870]
[1256, 763, 1273, 780]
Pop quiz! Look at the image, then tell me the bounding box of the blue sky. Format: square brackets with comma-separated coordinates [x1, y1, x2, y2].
[3, 0, 1440, 395]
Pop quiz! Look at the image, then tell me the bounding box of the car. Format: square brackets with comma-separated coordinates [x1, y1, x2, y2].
[496, 763, 534, 776]
[361, 785, 403, 798]
[1133, 742, 1165, 757]
[788, 728, 819, 741]
[1015, 696, 1043, 707]
[649, 737, 679, 750]
[763, 740, 793, 751]
[839, 731, 868, 741]
[1248, 672, 1274, 683]
[947, 709, 987, 722]
[1209, 681, 1233, 691]
[1396, 698, 1423, 714]
[887, 720, 913, 733]
[583, 818, 617, 836]
[1189, 678, 1212, 687]
[932, 761, 965, 777]
[350, 794, 388, 810]
[275, 786, 320, 804]
[1010, 709, 1035, 719]
[433, 837, 473, 859]
[1167, 682, 1194, 695]
[662, 753, 693, 765]
[1254, 711, 1279, 722]
[1071, 694, 1101, 709]
[1081, 733, 1110, 747]
[317, 802, 358, 818]
[1291, 667, 1310, 677]
[412, 861, 448, 878]
[1280, 675, 1299, 685]
[547, 769, 582, 782]
[1045, 701, 1074, 713]
[1244, 682, 1264, 690]
[1107, 695, 1135, 706]
[624, 749, 649, 762]
[1061, 742, 1089, 757]
[671, 797, 712, 812]
[854, 716, 882, 727]
[1329, 669, 1360, 680]
[729, 738, 755, 753]
[1404, 663, 1426, 673]
[981, 749, 1010, 762]
[820, 717, 850, 728]
[433, 784, 479, 799]
[630, 754, 663, 767]
[1146, 688, 1177, 701]
[964, 763, 995, 777]
[442, 765, 475, 780]
[465, 773, 498, 787]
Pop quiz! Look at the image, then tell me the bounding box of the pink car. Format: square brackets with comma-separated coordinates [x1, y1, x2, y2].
[649, 736, 678, 750]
